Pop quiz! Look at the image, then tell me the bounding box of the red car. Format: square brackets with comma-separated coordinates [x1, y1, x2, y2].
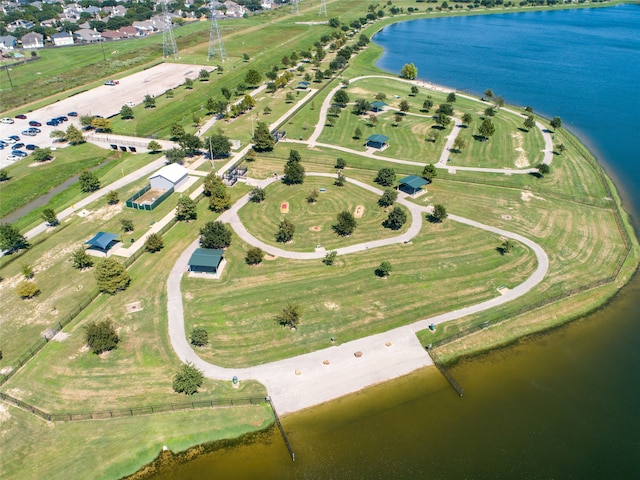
[29, 121, 42, 127]
[104, 80, 119, 86]
[15, 114, 27, 119]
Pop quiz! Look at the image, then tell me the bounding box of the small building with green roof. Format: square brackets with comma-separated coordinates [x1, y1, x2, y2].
[188, 248, 225, 276]
[398, 175, 429, 196]
[85, 231, 120, 256]
[366, 134, 389, 149]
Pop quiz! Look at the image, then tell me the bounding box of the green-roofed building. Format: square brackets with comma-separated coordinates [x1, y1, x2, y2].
[371, 101, 387, 112]
[366, 134, 389, 149]
[398, 175, 429, 196]
[85, 231, 120, 256]
[188, 248, 225, 274]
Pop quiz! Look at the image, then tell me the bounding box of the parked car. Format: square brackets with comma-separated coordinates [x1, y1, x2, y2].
[28, 127, 40, 134]
[6, 155, 20, 162]
[68, 111, 78, 117]
[22, 130, 37, 136]
[1, 117, 14, 124]
[124, 101, 135, 107]
[28, 120, 42, 127]
[1, 138, 14, 144]
[13, 143, 25, 150]
[0, 140, 7, 148]
[25, 144, 39, 151]
[104, 80, 119, 86]
[14, 114, 27, 119]
[46, 119, 60, 126]
[55, 116, 68, 122]
[11, 150, 27, 158]
[0, 144, 5, 150]
[8, 135, 20, 141]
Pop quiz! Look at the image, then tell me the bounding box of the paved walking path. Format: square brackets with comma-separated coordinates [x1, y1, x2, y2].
[166, 171, 549, 414]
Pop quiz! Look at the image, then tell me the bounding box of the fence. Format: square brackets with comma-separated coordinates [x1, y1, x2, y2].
[0, 391, 267, 422]
[125, 184, 174, 211]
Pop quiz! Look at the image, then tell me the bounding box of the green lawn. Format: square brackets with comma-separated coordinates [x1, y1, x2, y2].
[238, 177, 410, 251]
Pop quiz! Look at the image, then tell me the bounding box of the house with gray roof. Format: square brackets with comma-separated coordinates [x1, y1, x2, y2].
[21, 32, 44, 49]
[51, 31, 74, 46]
[75, 28, 102, 43]
[0, 35, 17, 50]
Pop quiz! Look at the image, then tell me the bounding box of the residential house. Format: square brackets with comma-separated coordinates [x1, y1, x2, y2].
[7, 19, 35, 32]
[100, 30, 123, 41]
[103, 6, 126, 17]
[75, 28, 102, 43]
[40, 18, 58, 28]
[224, 1, 246, 17]
[21, 32, 44, 49]
[0, 35, 17, 50]
[132, 20, 156, 34]
[83, 6, 101, 18]
[51, 31, 74, 46]
[118, 26, 139, 38]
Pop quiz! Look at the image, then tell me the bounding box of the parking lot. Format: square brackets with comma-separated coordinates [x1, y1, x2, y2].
[0, 63, 214, 168]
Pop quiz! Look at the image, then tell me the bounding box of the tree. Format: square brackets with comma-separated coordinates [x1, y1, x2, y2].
[184, 78, 194, 89]
[353, 126, 362, 139]
[333, 89, 350, 107]
[41, 208, 58, 226]
[79, 170, 100, 192]
[555, 143, 566, 155]
[165, 147, 186, 164]
[16, 281, 40, 299]
[207, 97, 228, 116]
[394, 113, 404, 126]
[524, 115, 536, 131]
[462, 113, 473, 126]
[249, 187, 266, 203]
[422, 164, 438, 182]
[32, 148, 53, 163]
[147, 140, 162, 153]
[375, 261, 392, 278]
[452, 137, 466, 153]
[422, 99, 434, 112]
[478, 118, 496, 140]
[447, 92, 457, 103]
[245, 69, 262, 86]
[80, 115, 93, 129]
[165, 89, 174, 99]
[410, 85, 419, 96]
[435, 112, 451, 128]
[501, 238, 516, 255]
[284, 161, 305, 185]
[84, 320, 119, 354]
[484, 106, 496, 117]
[120, 218, 134, 233]
[276, 219, 295, 243]
[537, 163, 551, 176]
[275, 303, 301, 328]
[245, 247, 265, 265]
[484, 88, 494, 99]
[143, 95, 156, 108]
[178, 134, 202, 156]
[175, 195, 197, 221]
[241, 94, 256, 111]
[208, 182, 231, 212]
[253, 121, 275, 151]
[169, 123, 185, 140]
[288, 150, 302, 163]
[353, 98, 372, 115]
[378, 188, 398, 207]
[307, 189, 319, 203]
[430, 204, 448, 223]
[199, 68, 210, 81]
[21, 264, 34, 279]
[66, 124, 85, 145]
[95, 258, 131, 295]
[144, 233, 164, 253]
[323, 251, 337, 266]
[192, 114, 201, 128]
[263, 106, 272, 115]
[200, 221, 232, 249]
[375, 167, 396, 187]
[495, 96, 505, 108]
[400, 63, 418, 80]
[206, 133, 231, 159]
[190, 327, 208, 347]
[328, 105, 341, 117]
[550, 116, 562, 130]
[335, 158, 346, 169]
[333, 210, 357, 236]
[335, 171, 346, 187]
[243, 53, 250, 62]
[368, 114, 378, 127]
[382, 204, 408, 230]
[0, 169, 9, 182]
[173, 362, 204, 395]
[70, 248, 93, 270]
[91, 118, 111, 132]
[399, 99, 410, 112]
[120, 105, 134, 119]
[437, 103, 454, 116]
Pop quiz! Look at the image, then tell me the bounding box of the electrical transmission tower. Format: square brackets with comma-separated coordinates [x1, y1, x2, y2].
[319, 0, 327, 16]
[208, 7, 227, 62]
[162, 0, 178, 59]
[291, 0, 299, 15]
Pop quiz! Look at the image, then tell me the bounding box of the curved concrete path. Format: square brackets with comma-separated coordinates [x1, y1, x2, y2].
[167, 172, 549, 414]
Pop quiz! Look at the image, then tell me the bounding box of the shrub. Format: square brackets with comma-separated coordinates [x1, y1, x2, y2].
[245, 247, 265, 265]
[173, 362, 204, 395]
[70, 248, 93, 270]
[144, 233, 164, 253]
[16, 281, 40, 299]
[190, 327, 209, 347]
[84, 320, 119, 354]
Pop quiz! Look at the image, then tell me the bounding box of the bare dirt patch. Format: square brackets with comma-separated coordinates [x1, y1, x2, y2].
[185, 292, 194, 300]
[52, 331, 70, 342]
[0, 404, 10, 425]
[264, 254, 278, 261]
[521, 191, 545, 202]
[310, 225, 321, 232]
[125, 301, 143, 313]
[135, 188, 168, 206]
[324, 301, 340, 311]
[85, 203, 123, 222]
[512, 132, 529, 168]
[502, 214, 512, 220]
[354, 205, 365, 218]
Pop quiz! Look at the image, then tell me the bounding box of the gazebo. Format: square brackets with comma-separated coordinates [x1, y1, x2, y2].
[371, 101, 387, 112]
[366, 134, 389, 149]
[297, 81, 310, 90]
[188, 248, 225, 274]
[398, 175, 429, 196]
[85, 232, 119, 256]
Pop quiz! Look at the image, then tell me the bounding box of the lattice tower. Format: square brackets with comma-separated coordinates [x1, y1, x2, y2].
[291, 0, 299, 15]
[208, 7, 227, 62]
[162, 0, 178, 59]
[319, 0, 327, 16]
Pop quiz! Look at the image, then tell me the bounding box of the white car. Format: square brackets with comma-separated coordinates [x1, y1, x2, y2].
[124, 101, 135, 107]
[1, 118, 14, 124]
[2, 137, 17, 144]
[6, 155, 20, 162]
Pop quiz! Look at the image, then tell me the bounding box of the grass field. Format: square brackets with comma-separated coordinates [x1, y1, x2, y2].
[238, 177, 410, 251]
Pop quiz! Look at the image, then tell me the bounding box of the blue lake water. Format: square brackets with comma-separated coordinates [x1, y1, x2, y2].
[144, 6, 640, 479]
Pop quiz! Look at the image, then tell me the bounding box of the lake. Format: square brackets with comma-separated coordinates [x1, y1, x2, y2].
[143, 5, 640, 479]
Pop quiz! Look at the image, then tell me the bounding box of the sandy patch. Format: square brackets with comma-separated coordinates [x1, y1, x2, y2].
[324, 301, 340, 311]
[280, 202, 289, 214]
[52, 331, 70, 342]
[27, 159, 54, 168]
[512, 132, 529, 168]
[521, 191, 546, 202]
[0, 366, 13, 375]
[0, 404, 10, 424]
[348, 87, 371, 96]
[185, 292, 194, 300]
[502, 214, 512, 220]
[264, 254, 278, 261]
[354, 205, 365, 218]
[310, 225, 321, 232]
[85, 203, 123, 222]
[125, 301, 143, 313]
